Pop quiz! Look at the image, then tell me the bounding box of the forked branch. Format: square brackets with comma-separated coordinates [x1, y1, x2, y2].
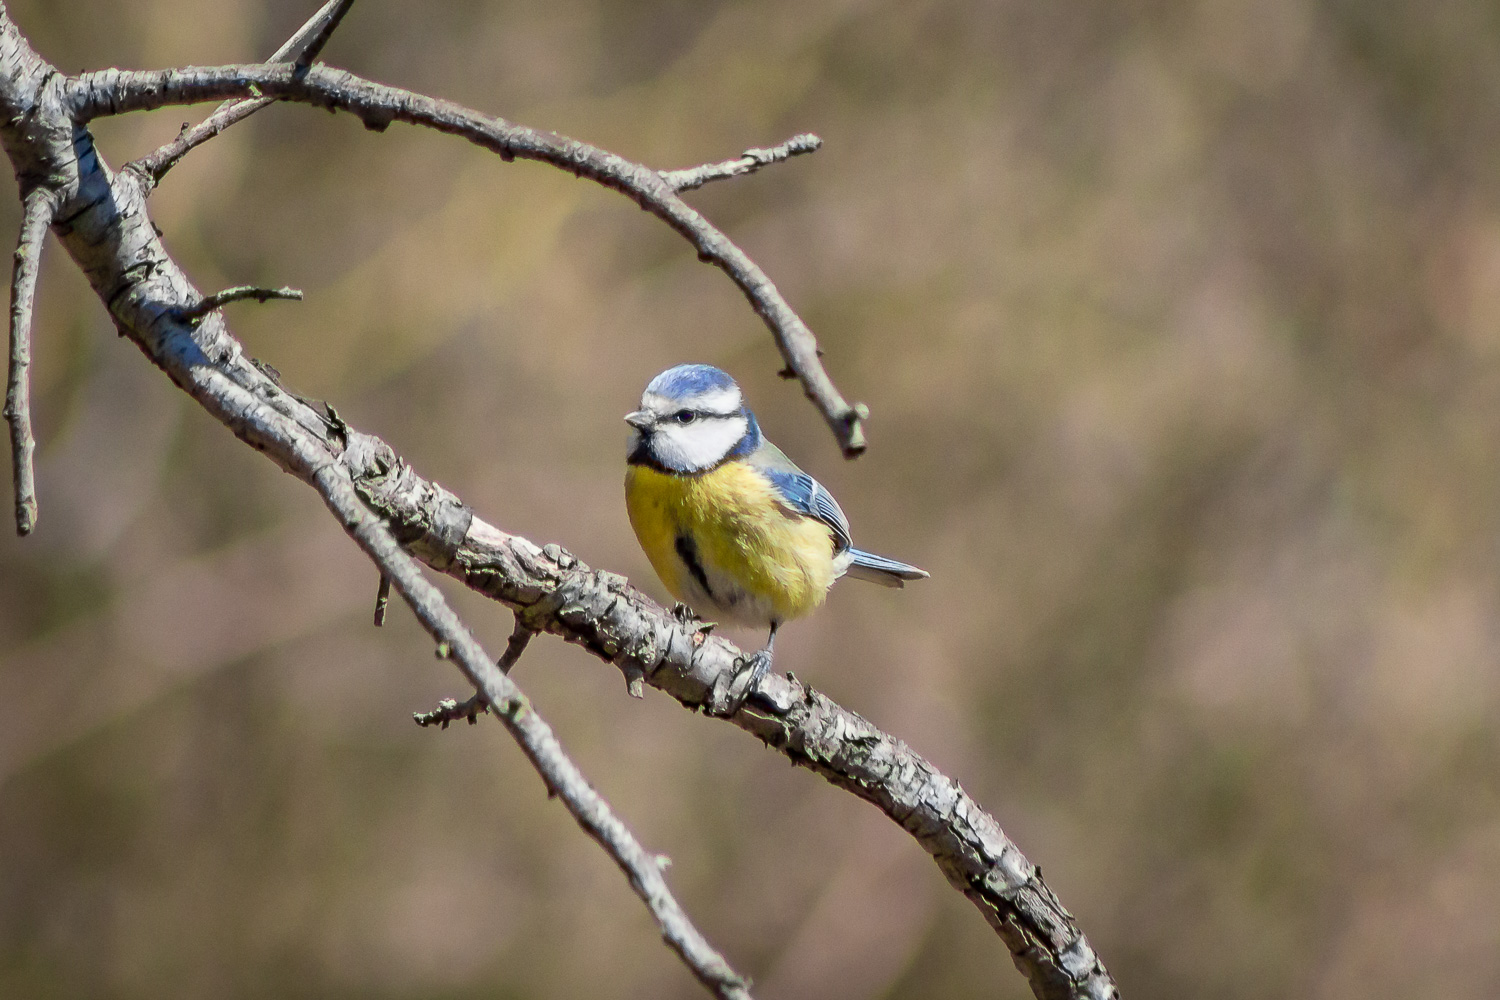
[68, 61, 869, 456]
[304, 455, 752, 1000]
[414, 622, 536, 727]
[125, 0, 359, 189]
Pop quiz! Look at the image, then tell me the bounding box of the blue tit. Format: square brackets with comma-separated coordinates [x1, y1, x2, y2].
[624, 363, 927, 711]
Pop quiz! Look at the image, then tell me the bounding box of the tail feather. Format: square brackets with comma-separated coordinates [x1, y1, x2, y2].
[844, 548, 929, 588]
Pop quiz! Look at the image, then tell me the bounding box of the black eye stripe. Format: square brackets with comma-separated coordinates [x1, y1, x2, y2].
[670, 409, 740, 421]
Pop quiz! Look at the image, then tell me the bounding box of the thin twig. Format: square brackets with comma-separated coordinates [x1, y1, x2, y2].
[412, 695, 484, 728]
[497, 622, 534, 674]
[125, 0, 358, 189]
[662, 133, 822, 193]
[171, 284, 302, 324]
[66, 62, 870, 457]
[372, 572, 391, 626]
[4, 189, 50, 536]
[415, 622, 535, 726]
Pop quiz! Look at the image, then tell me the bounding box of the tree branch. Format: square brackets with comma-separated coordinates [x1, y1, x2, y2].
[4, 187, 49, 535]
[125, 0, 358, 189]
[171, 284, 302, 324]
[661, 133, 823, 193]
[0, 5, 1119, 996]
[0, 10, 750, 996]
[414, 622, 536, 727]
[306, 451, 752, 1000]
[336, 424, 1117, 1000]
[65, 61, 869, 457]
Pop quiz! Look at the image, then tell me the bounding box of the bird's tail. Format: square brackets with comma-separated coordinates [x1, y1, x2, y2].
[844, 548, 929, 588]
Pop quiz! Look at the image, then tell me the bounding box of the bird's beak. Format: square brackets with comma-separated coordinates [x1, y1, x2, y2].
[624, 411, 654, 431]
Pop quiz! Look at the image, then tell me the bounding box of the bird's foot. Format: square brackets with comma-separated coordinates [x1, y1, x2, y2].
[724, 647, 773, 716]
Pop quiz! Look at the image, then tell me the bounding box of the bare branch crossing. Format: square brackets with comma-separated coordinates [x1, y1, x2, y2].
[306, 461, 754, 1000]
[415, 622, 536, 727]
[126, 0, 359, 189]
[344, 427, 1118, 1000]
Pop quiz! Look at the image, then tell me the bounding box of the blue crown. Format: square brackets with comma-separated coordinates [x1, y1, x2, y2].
[647, 364, 738, 400]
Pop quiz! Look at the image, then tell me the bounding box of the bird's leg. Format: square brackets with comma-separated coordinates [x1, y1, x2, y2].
[726, 622, 778, 715]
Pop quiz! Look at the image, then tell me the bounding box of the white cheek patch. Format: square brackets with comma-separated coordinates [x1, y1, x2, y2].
[653, 415, 749, 471]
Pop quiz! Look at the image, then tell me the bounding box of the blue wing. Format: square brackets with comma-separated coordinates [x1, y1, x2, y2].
[752, 446, 853, 554]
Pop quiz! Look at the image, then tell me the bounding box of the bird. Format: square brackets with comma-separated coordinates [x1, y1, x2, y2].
[623, 363, 927, 712]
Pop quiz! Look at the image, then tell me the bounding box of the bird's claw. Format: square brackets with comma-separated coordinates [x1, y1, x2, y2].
[724, 647, 773, 716]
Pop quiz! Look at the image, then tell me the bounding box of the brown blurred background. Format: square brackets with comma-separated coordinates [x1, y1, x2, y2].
[4, 0, 1500, 996]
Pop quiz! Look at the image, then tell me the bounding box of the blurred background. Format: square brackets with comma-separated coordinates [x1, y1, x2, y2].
[3, 0, 1500, 996]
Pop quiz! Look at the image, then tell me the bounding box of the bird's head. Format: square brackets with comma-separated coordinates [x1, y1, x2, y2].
[626, 364, 760, 473]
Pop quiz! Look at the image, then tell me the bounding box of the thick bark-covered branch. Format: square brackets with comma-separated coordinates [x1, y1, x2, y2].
[336, 425, 1116, 1000]
[0, 5, 1118, 998]
[0, 11, 750, 998]
[3, 186, 48, 535]
[67, 60, 868, 457]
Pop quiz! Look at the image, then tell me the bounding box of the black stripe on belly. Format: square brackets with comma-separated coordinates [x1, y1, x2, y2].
[674, 535, 714, 600]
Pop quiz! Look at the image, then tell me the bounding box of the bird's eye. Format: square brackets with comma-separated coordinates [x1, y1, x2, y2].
[673, 409, 696, 424]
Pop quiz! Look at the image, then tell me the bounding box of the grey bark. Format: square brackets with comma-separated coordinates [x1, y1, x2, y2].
[0, 5, 1118, 999]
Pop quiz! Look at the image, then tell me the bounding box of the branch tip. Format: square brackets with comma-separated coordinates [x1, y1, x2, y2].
[498, 621, 535, 674]
[662, 132, 824, 193]
[6, 192, 51, 536]
[171, 285, 302, 325]
[413, 695, 487, 728]
[372, 572, 391, 626]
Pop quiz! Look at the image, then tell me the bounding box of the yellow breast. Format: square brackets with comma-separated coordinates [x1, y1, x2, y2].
[625, 462, 838, 625]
